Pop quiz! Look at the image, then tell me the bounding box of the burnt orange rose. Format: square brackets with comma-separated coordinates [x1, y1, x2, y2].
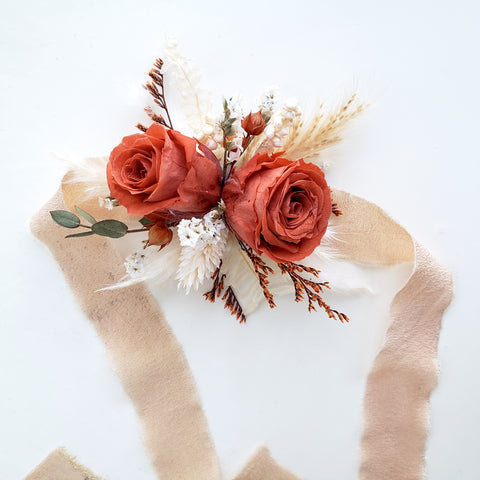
[107, 123, 222, 221]
[223, 152, 331, 262]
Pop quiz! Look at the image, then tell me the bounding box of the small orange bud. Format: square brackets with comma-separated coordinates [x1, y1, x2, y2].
[148, 222, 173, 250]
[241, 111, 266, 136]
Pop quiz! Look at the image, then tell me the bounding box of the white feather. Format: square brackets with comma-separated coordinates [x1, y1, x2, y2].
[60, 155, 110, 200]
[99, 232, 182, 291]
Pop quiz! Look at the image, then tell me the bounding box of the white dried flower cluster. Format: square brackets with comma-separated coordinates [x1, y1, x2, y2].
[177, 211, 224, 248]
[98, 196, 118, 211]
[226, 94, 243, 121]
[197, 95, 245, 155]
[176, 210, 228, 292]
[124, 252, 147, 277]
[264, 98, 301, 148]
[225, 94, 245, 162]
[257, 85, 278, 117]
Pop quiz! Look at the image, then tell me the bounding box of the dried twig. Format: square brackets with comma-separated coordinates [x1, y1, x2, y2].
[203, 262, 246, 323]
[278, 262, 349, 323]
[136, 123, 148, 133]
[332, 203, 343, 216]
[203, 262, 226, 302]
[143, 58, 173, 129]
[239, 241, 276, 308]
[222, 286, 246, 323]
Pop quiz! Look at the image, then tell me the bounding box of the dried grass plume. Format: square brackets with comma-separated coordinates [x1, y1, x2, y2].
[281, 93, 366, 166]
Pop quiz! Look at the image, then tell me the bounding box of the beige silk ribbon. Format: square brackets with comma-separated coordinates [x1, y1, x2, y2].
[26, 184, 452, 480]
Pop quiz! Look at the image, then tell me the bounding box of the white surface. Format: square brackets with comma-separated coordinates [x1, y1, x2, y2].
[1, 0, 479, 479]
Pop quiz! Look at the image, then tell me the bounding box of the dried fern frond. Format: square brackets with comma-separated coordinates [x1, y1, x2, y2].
[281, 94, 366, 165]
[162, 39, 213, 134]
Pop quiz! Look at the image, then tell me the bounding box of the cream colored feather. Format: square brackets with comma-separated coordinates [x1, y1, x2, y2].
[63, 156, 110, 200]
[100, 232, 182, 291]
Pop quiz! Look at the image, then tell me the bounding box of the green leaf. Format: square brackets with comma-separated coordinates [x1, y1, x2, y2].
[75, 206, 96, 224]
[65, 231, 95, 238]
[139, 216, 154, 227]
[50, 210, 80, 228]
[91, 220, 128, 238]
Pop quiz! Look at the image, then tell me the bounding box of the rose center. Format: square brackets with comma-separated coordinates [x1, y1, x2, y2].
[125, 156, 151, 184]
[284, 190, 309, 222]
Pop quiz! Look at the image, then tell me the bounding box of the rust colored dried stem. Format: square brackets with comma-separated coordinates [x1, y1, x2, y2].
[144, 106, 169, 127]
[203, 262, 226, 302]
[239, 241, 276, 308]
[278, 262, 349, 323]
[222, 286, 246, 323]
[143, 58, 173, 129]
[332, 202, 343, 216]
[203, 262, 246, 323]
[136, 123, 148, 132]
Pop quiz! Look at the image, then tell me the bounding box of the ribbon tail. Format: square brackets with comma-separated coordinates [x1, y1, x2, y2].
[358, 243, 453, 480]
[330, 190, 453, 480]
[233, 447, 302, 480]
[23, 448, 103, 480]
[30, 186, 221, 480]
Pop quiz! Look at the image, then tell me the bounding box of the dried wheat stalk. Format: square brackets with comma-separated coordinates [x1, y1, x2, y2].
[282, 94, 366, 162]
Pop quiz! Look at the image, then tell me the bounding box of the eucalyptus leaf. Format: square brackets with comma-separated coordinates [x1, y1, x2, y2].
[139, 216, 154, 227]
[75, 206, 96, 224]
[65, 231, 95, 238]
[50, 210, 80, 228]
[92, 220, 128, 238]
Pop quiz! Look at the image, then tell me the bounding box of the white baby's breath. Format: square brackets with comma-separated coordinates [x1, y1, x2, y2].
[98, 196, 117, 210]
[226, 94, 244, 121]
[257, 85, 278, 117]
[264, 97, 302, 149]
[124, 252, 147, 277]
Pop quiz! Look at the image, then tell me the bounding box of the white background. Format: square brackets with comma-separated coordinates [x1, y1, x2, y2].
[1, 0, 479, 479]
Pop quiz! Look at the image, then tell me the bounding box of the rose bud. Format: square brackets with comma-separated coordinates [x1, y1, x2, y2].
[147, 222, 173, 250]
[241, 111, 266, 136]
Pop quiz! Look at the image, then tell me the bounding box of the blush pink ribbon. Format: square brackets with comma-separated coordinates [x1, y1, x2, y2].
[26, 184, 452, 480]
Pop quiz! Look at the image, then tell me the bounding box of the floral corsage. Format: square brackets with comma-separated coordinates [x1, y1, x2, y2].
[50, 42, 364, 323]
